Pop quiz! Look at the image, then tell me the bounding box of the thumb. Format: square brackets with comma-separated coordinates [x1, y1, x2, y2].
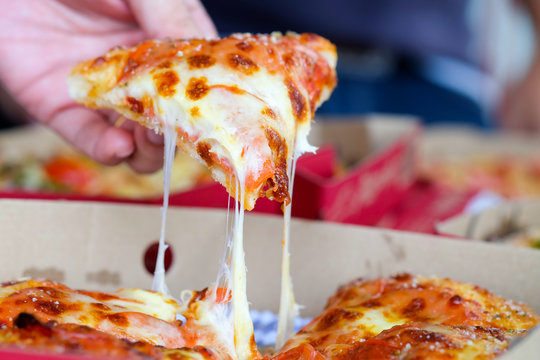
[127, 0, 217, 39]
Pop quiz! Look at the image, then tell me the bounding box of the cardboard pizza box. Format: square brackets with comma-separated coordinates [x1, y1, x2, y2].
[436, 199, 540, 242]
[0, 199, 537, 359]
[291, 115, 420, 225]
[385, 126, 540, 235]
[0, 115, 420, 226]
[420, 126, 540, 198]
[420, 126, 540, 163]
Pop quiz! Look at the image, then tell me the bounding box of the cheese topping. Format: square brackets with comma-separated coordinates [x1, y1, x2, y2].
[151, 125, 177, 295]
[275, 156, 299, 350]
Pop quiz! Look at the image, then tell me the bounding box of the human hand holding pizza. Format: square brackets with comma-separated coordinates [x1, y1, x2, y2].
[0, 0, 217, 173]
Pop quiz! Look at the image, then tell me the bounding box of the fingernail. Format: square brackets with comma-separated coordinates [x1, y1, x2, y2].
[146, 129, 164, 145]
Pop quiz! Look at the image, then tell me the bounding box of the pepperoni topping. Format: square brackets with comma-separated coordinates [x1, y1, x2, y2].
[153, 70, 179, 98]
[126, 97, 144, 114]
[187, 54, 217, 69]
[186, 77, 210, 100]
[227, 53, 258, 75]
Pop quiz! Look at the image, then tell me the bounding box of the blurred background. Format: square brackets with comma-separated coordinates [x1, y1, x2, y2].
[201, 0, 536, 128]
[0, 0, 537, 129]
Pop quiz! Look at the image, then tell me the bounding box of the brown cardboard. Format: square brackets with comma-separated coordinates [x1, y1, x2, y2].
[437, 200, 540, 241]
[310, 115, 418, 166]
[420, 126, 540, 164]
[0, 199, 538, 358]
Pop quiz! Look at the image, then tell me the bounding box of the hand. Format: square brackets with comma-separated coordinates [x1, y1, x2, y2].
[499, 57, 540, 133]
[0, 0, 217, 173]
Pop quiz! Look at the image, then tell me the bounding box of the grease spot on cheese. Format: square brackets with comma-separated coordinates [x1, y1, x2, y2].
[153, 70, 180, 98]
[158, 60, 173, 69]
[227, 53, 258, 75]
[187, 54, 216, 69]
[36, 300, 66, 316]
[235, 41, 253, 52]
[190, 106, 201, 117]
[186, 77, 210, 100]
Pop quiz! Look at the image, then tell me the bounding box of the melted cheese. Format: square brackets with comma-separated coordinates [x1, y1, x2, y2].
[151, 125, 177, 295]
[275, 156, 299, 350]
[281, 274, 539, 357]
[230, 181, 257, 360]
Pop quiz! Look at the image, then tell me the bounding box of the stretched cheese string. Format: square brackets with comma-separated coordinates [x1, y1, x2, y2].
[208, 175, 256, 360]
[230, 178, 257, 360]
[275, 156, 299, 350]
[151, 125, 177, 295]
[215, 177, 234, 293]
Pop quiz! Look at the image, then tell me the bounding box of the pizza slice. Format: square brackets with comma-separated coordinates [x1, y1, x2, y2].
[68, 32, 337, 209]
[0, 313, 231, 360]
[0, 280, 238, 358]
[279, 273, 539, 359]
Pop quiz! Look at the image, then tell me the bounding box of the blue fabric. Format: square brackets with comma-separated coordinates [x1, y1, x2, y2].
[317, 58, 489, 128]
[250, 310, 311, 347]
[203, 0, 471, 61]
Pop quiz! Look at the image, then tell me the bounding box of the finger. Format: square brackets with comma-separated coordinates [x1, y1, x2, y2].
[127, 0, 217, 39]
[126, 124, 165, 173]
[182, 0, 218, 37]
[48, 106, 134, 165]
[58, 0, 135, 22]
